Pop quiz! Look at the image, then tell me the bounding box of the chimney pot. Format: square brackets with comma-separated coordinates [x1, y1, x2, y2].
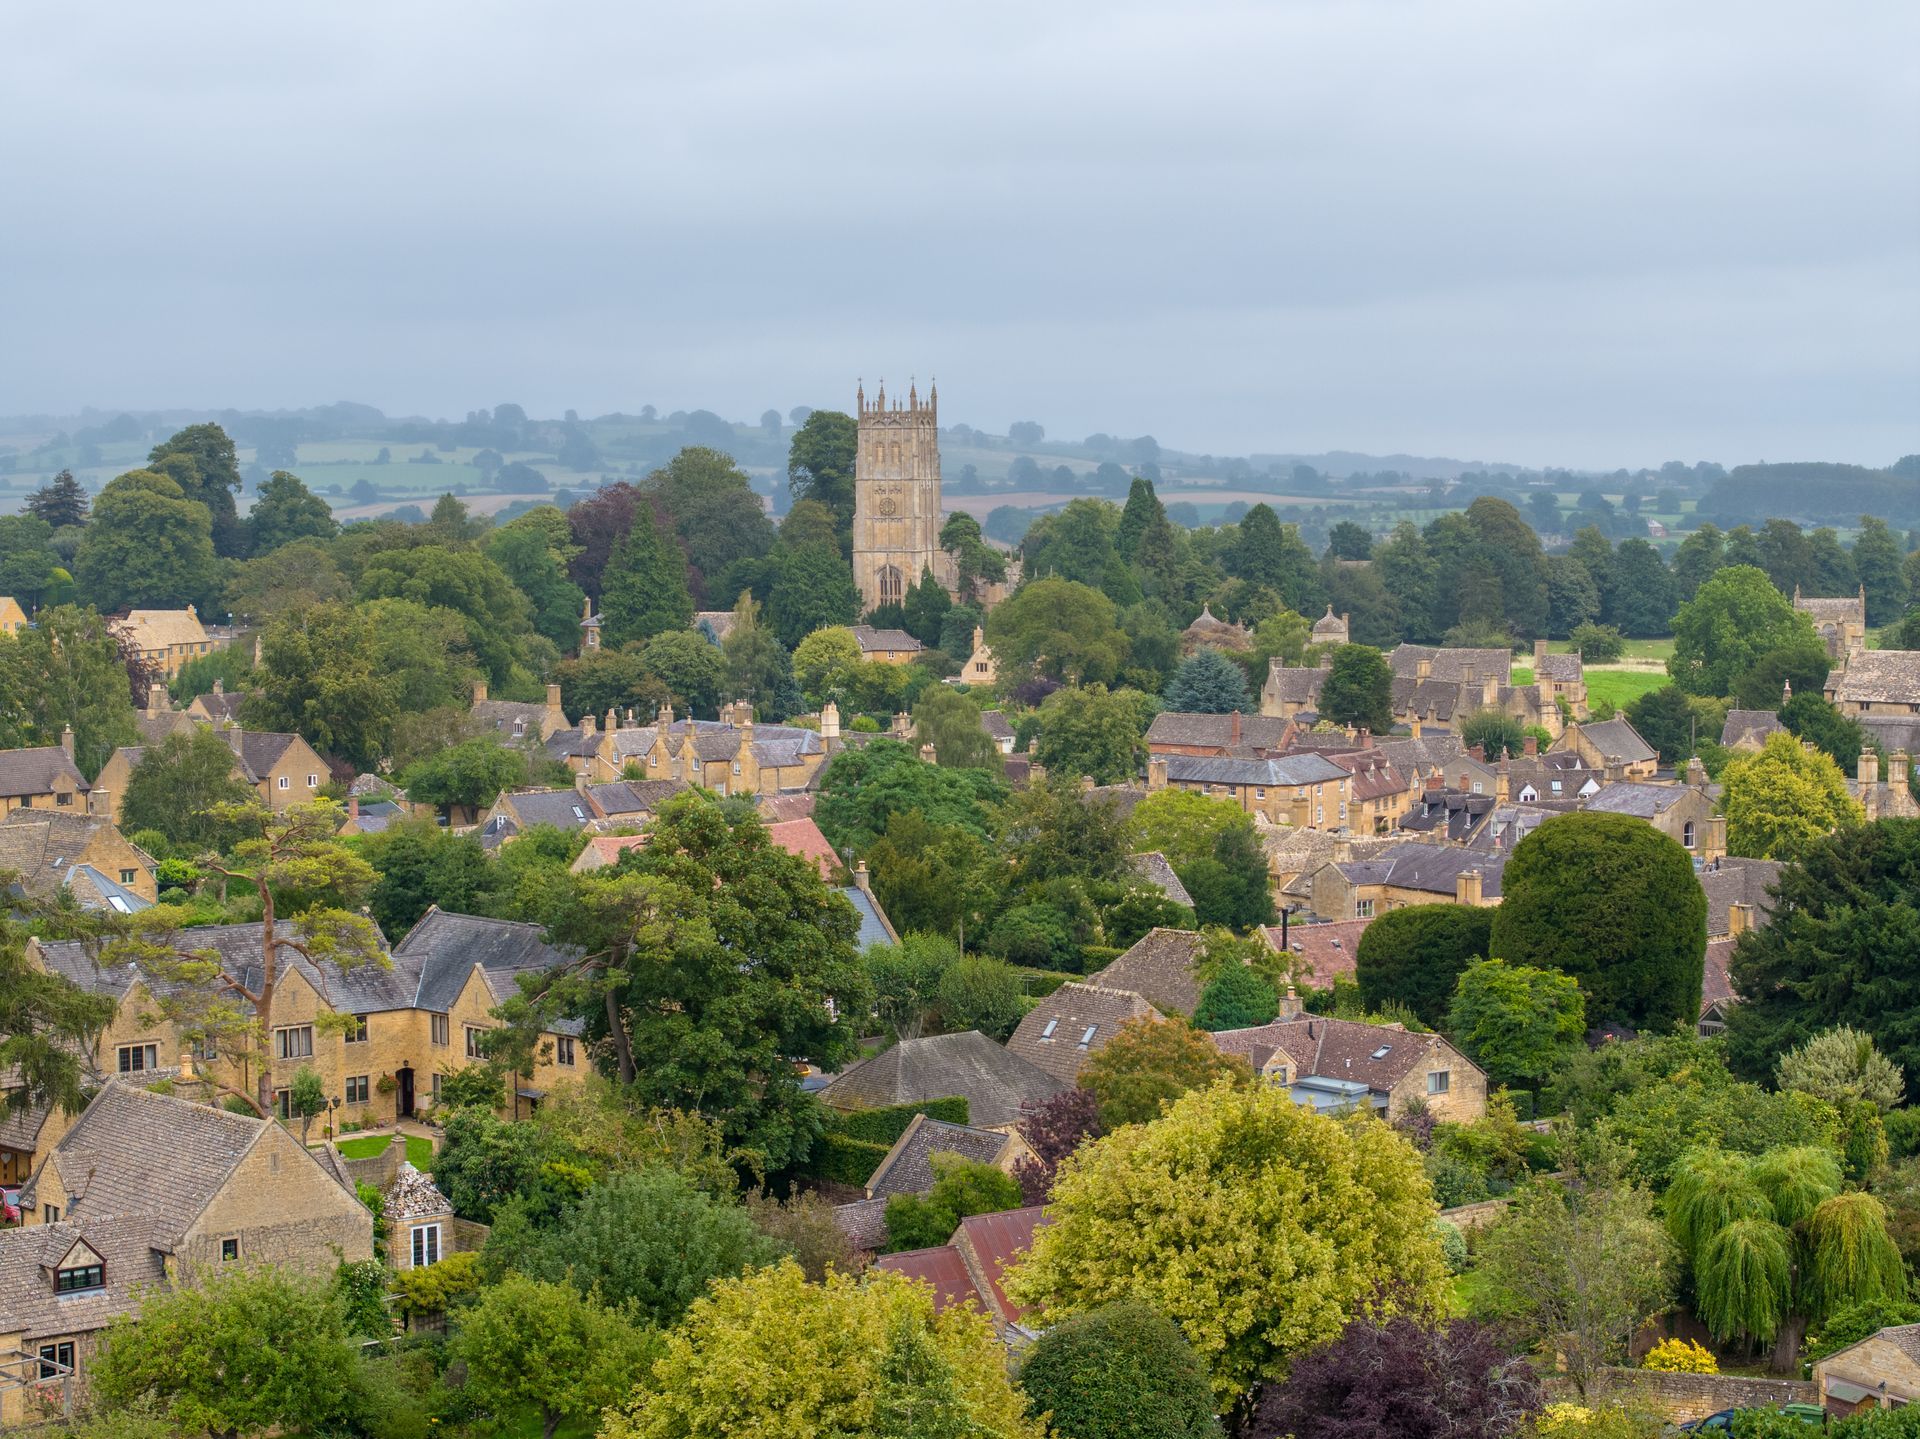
[473, 680, 487, 705]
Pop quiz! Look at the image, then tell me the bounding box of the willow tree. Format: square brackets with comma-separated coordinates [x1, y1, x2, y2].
[1666, 1149, 1773, 1260]
[1749, 1147, 1843, 1229]
[1803, 1193, 1907, 1323]
[1696, 1217, 1794, 1348]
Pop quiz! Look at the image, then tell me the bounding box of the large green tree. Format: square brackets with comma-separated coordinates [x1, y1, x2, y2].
[245, 602, 397, 769]
[600, 503, 694, 648]
[524, 795, 873, 1169]
[1007, 1076, 1446, 1407]
[814, 737, 1008, 854]
[649, 446, 778, 601]
[74, 469, 223, 612]
[1355, 903, 1495, 1027]
[356, 543, 540, 690]
[767, 541, 861, 649]
[1668, 565, 1821, 697]
[1078, 1016, 1253, 1128]
[1725, 819, 1920, 1103]
[246, 470, 336, 554]
[786, 410, 859, 544]
[1318, 644, 1394, 732]
[24, 468, 89, 529]
[119, 727, 257, 848]
[148, 422, 246, 556]
[485, 510, 588, 651]
[1721, 730, 1861, 860]
[985, 577, 1130, 687]
[1487, 812, 1705, 1030]
[1447, 958, 1587, 1091]
[912, 684, 1002, 770]
[1017, 1301, 1222, 1439]
[0, 604, 140, 776]
[1033, 683, 1152, 784]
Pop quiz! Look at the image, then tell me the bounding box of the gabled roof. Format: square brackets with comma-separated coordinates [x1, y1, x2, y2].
[1086, 928, 1208, 1016]
[1536, 652, 1584, 682]
[1577, 718, 1657, 765]
[953, 1205, 1049, 1325]
[21, 1085, 265, 1245]
[1263, 664, 1328, 706]
[1388, 645, 1512, 684]
[585, 779, 686, 816]
[222, 728, 308, 783]
[1005, 983, 1160, 1084]
[0, 745, 87, 798]
[837, 885, 899, 948]
[1699, 856, 1784, 938]
[850, 625, 923, 655]
[393, 908, 581, 1030]
[1582, 781, 1697, 817]
[1829, 651, 1920, 705]
[980, 710, 1016, 742]
[494, 788, 597, 831]
[116, 608, 210, 650]
[821, 1031, 1064, 1129]
[1722, 709, 1785, 747]
[865, 1115, 1014, 1199]
[1145, 711, 1294, 751]
[1702, 937, 1737, 1018]
[1127, 851, 1193, 908]
[830, 1196, 892, 1251]
[766, 817, 838, 881]
[1162, 752, 1348, 788]
[1261, 918, 1370, 989]
[471, 699, 550, 736]
[384, 1162, 452, 1223]
[1211, 1014, 1477, 1094]
[874, 1243, 983, 1312]
[1333, 840, 1506, 898]
[0, 810, 142, 901]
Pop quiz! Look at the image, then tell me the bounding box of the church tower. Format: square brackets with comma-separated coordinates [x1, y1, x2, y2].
[852, 378, 956, 612]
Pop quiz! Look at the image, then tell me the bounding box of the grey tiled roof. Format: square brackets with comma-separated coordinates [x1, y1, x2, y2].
[1005, 983, 1160, 1084]
[0, 745, 87, 799]
[21, 1085, 264, 1245]
[1086, 928, 1208, 1017]
[866, 1115, 1011, 1199]
[1128, 851, 1193, 908]
[837, 886, 898, 948]
[1211, 1014, 1475, 1094]
[1582, 781, 1691, 817]
[1336, 841, 1507, 898]
[223, 729, 302, 783]
[1263, 664, 1328, 706]
[0, 810, 139, 901]
[393, 907, 583, 1032]
[980, 710, 1016, 742]
[470, 700, 549, 737]
[1388, 645, 1512, 683]
[1145, 711, 1294, 750]
[585, 779, 686, 815]
[831, 1196, 891, 1250]
[545, 727, 602, 760]
[821, 1031, 1064, 1129]
[1536, 653, 1584, 682]
[1163, 752, 1347, 787]
[1571, 718, 1658, 765]
[851, 625, 922, 654]
[496, 788, 597, 830]
[1699, 857, 1784, 938]
[1830, 652, 1920, 705]
[0, 1215, 171, 1343]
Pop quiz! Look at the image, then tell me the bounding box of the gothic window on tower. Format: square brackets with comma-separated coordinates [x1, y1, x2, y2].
[879, 566, 904, 607]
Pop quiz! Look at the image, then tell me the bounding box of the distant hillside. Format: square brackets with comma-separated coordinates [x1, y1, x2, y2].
[1701, 461, 1920, 528]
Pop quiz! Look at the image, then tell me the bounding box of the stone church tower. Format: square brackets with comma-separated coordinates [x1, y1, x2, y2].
[852, 379, 957, 612]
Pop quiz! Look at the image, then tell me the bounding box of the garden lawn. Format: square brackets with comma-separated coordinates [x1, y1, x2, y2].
[334, 1133, 434, 1168]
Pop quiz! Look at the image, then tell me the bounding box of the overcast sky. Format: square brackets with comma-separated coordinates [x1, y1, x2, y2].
[5, 0, 1915, 469]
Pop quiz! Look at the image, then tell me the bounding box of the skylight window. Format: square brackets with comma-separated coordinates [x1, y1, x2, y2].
[1040, 1019, 1058, 1040]
[1370, 1045, 1392, 1059]
[1078, 1025, 1097, 1048]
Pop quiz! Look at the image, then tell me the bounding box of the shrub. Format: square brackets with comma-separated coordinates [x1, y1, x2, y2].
[808, 1131, 891, 1187]
[1569, 624, 1627, 664]
[832, 1096, 969, 1147]
[1641, 1337, 1717, 1373]
[1017, 1301, 1221, 1439]
[392, 1251, 482, 1319]
[1433, 1220, 1469, 1276]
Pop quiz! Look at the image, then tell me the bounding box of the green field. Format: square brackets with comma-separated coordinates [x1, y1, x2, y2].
[335, 1132, 434, 1168]
[1514, 662, 1669, 711]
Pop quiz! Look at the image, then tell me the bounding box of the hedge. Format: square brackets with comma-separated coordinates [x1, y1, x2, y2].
[809, 1132, 893, 1187]
[832, 1095, 970, 1147]
[1014, 967, 1081, 999]
[1078, 945, 1125, 973]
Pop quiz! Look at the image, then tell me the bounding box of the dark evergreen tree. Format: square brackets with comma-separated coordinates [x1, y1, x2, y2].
[903, 567, 953, 649]
[1318, 644, 1394, 732]
[1018, 1302, 1221, 1439]
[1355, 904, 1495, 1026]
[148, 422, 247, 557]
[600, 503, 693, 647]
[23, 469, 89, 529]
[1163, 648, 1254, 714]
[1115, 477, 1166, 563]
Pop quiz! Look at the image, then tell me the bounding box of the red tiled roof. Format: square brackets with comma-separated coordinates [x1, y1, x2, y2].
[1262, 919, 1371, 989]
[955, 1205, 1048, 1323]
[583, 834, 647, 865]
[1702, 937, 1736, 1015]
[766, 817, 837, 881]
[874, 1245, 982, 1312]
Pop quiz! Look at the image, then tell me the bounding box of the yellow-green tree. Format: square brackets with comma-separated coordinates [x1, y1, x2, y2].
[605, 1260, 1043, 1439]
[1721, 731, 1861, 859]
[1078, 1016, 1252, 1126]
[1005, 1078, 1445, 1407]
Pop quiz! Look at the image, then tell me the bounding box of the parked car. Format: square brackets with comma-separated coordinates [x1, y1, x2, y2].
[1682, 1406, 1825, 1434]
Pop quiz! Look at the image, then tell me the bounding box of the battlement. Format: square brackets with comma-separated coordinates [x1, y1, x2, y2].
[856, 378, 937, 422]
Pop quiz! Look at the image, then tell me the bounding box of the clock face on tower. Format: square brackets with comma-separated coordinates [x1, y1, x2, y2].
[876, 496, 898, 516]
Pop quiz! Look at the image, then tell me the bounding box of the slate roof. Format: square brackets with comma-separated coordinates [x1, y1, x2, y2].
[757, 793, 817, 822]
[496, 788, 597, 830]
[222, 729, 308, 783]
[874, 1244, 982, 1312]
[1086, 928, 1208, 1016]
[865, 1115, 1013, 1199]
[1005, 983, 1160, 1084]
[0, 745, 88, 799]
[820, 1031, 1064, 1129]
[0, 810, 144, 902]
[830, 1196, 892, 1251]
[1335, 841, 1507, 898]
[1797, 594, 1866, 622]
[470, 699, 550, 738]
[545, 727, 603, 761]
[1262, 918, 1370, 989]
[584, 779, 686, 816]
[191, 687, 247, 725]
[980, 710, 1016, 743]
[136, 709, 197, 745]
[0, 1215, 172, 1343]
[1264, 664, 1328, 707]
[1699, 856, 1784, 937]
[837, 885, 899, 948]
[1582, 781, 1694, 817]
[1162, 752, 1348, 788]
[1388, 645, 1512, 684]
[1829, 652, 1920, 705]
[65, 864, 152, 914]
[1087, 784, 1151, 821]
[0, 1093, 54, 1154]
[1146, 711, 1295, 751]
[393, 907, 583, 1032]
[1374, 733, 1478, 778]
[1212, 1014, 1473, 1094]
[345, 799, 403, 834]
[20, 1085, 264, 1245]
[1536, 652, 1584, 682]
[1127, 851, 1193, 908]
[851, 625, 923, 655]
[1702, 937, 1737, 1018]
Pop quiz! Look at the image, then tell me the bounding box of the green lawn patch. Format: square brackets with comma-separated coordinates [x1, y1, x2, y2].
[406, 1135, 434, 1168]
[1584, 668, 1670, 710]
[333, 1133, 434, 1167]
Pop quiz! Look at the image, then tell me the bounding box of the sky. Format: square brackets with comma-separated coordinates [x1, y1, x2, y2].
[4, 0, 1916, 470]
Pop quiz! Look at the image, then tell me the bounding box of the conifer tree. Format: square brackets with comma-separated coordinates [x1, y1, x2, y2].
[601, 503, 693, 647]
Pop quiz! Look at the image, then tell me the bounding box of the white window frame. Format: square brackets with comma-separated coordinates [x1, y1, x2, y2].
[277, 775, 290, 790]
[1355, 899, 1376, 919]
[307, 773, 319, 788]
[1428, 1070, 1451, 1095]
[465, 1025, 486, 1060]
[411, 1223, 442, 1268]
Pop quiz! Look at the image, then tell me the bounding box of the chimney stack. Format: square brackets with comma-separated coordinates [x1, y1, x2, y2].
[821, 701, 841, 741]
[146, 684, 169, 718]
[1279, 985, 1303, 1020]
[1456, 868, 1484, 906]
[60, 724, 74, 759]
[1705, 814, 1727, 862]
[1230, 710, 1242, 744]
[1522, 734, 1538, 757]
[473, 679, 487, 705]
[1686, 756, 1707, 790]
[1147, 755, 1169, 791]
[1410, 716, 1423, 739]
[1892, 750, 1911, 794]
[545, 683, 565, 728]
[1727, 901, 1754, 937]
[1534, 638, 1548, 669]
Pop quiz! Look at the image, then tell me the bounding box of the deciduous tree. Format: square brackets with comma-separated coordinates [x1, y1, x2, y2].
[1078, 1017, 1251, 1128]
[1721, 730, 1861, 860]
[1447, 959, 1586, 1091]
[74, 469, 223, 612]
[1318, 644, 1394, 732]
[1669, 566, 1820, 697]
[1019, 1301, 1222, 1439]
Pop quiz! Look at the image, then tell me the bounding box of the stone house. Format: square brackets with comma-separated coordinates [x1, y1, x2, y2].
[1698, 855, 1786, 1034]
[820, 1031, 1064, 1131]
[1796, 586, 1868, 662]
[1005, 983, 1162, 1085]
[0, 809, 158, 908]
[1548, 717, 1659, 780]
[583, 704, 830, 793]
[961, 627, 997, 688]
[0, 1085, 371, 1424]
[133, 686, 197, 746]
[1210, 1002, 1487, 1121]
[1721, 708, 1784, 752]
[30, 908, 585, 1129]
[111, 606, 224, 681]
[0, 594, 26, 636]
[184, 679, 247, 728]
[980, 708, 1015, 754]
[1582, 770, 1724, 860]
[0, 737, 88, 816]
[90, 726, 332, 826]
[1146, 709, 1298, 757]
[1260, 658, 1329, 720]
[1146, 750, 1354, 828]
[1311, 606, 1351, 646]
[1851, 749, 1920, 822]
[384, 1162, 469, 1272]
[1814, 1323, 1920, 1412]
[469, 681, 573, 745]
[851, 625, 923, 665]
[1824, 650, 1920, 719]
[1302, 840, 1506, 921]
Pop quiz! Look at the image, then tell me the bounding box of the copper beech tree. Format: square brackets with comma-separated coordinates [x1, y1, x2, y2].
[108, 799, 385, 1116]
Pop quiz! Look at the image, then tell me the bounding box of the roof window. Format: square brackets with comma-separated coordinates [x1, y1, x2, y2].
[1040, 1019, 1058, 1040]
[1078, 1025, 1098, 1048]
[1370, 1045, 1392, 1059]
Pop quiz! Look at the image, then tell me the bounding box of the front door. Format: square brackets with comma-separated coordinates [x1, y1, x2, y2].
[396, 1067, 415, 1118]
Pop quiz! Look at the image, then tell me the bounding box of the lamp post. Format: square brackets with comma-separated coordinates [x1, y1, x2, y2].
[326, 1094, 340, 1143]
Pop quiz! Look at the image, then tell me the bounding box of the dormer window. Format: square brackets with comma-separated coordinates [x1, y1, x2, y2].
[54, 1245, 105, 1294]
